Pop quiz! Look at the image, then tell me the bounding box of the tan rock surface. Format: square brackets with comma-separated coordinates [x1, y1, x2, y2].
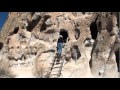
[0, 12, 119, 78]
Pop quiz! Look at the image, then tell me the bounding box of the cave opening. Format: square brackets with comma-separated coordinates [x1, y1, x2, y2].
[0, 42, 3, 50]
[27, 16, 41, 32]
[90, 21, 98, 40]
[40, 15, 51, 32]
[82, 12, 85, 14]
[71, 45, 81, 60]
[115, 49, 119, 72]
[9, 27, 19, 36]
[13, 27, 19, 34]
[75, 28, 80, 40]
[60, 29, 69, 43]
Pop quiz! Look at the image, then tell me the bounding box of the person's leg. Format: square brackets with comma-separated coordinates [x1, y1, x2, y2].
[59, 43, 63, 57]
[57, 43, 60, 57]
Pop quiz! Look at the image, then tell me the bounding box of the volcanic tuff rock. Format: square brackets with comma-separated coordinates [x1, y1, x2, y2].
[0, 12, 119, 78]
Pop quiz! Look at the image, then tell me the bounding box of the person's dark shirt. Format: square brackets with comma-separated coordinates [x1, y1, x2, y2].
[57, 37, 63, 44]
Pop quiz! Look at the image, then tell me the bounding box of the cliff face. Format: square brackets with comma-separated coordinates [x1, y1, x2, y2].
[0, 12, 119, 78]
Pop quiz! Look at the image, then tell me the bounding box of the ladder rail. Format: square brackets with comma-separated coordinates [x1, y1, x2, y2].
[46, 54, 57, 78]
[57, 57, 64, 77]
[56, 45, 67, 77]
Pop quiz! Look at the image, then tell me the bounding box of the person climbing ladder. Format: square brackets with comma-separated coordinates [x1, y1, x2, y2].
[57, 35, 63, 58]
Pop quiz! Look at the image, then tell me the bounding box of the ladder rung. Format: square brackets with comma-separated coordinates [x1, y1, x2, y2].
[51, 67, 59, 70]
[54, 63, 61, 66]
[54, 64, 61, 66]
[50, 74, 58, 75]
[55, 62, 60, 64]
[52, 68, 59, 70]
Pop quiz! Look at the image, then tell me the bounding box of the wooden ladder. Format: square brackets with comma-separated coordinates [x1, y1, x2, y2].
[47, 54, 64, 78]
[46, 44, 67, 78]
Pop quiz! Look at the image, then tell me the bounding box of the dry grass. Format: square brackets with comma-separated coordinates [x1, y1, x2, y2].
[0, 59, 15, 78]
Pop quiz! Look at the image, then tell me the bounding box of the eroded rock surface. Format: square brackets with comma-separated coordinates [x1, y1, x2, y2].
[0, 12, 119, 78]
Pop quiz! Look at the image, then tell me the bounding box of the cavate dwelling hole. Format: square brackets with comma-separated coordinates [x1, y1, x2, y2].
[74, 28, 80, 40]
[115, 48, 119, 72]
[82, 12, 85, 14]
[27, 16, 41, 32]
[0, 42, 3, 50]
[106, 18, 113, 33]
[13, 27, 19, 34]
[115, 12, 119, 27]
[90, 21, 98, 40]
[9, 27, 19, 36]
[71, 45, 81, 61]
[60, 29, 69, 43]
[40, 15, 51, 32]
